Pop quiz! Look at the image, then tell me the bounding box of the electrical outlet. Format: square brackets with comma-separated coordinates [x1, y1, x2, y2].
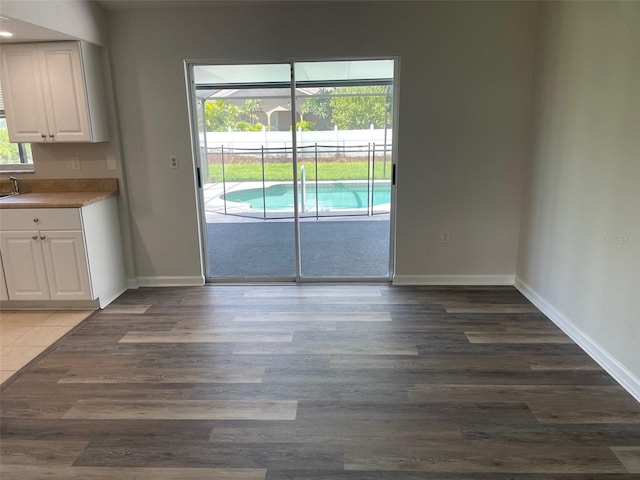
[106, 155, 117, 170]
[69, 157, 80, 170]
[441, 231, 450, 244]
[170, 155, 179, 169]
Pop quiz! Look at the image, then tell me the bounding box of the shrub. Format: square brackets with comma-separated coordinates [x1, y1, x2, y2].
[292, 120, 315, 131]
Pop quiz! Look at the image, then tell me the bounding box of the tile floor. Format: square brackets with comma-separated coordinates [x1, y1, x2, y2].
[0, 310, 94, 384]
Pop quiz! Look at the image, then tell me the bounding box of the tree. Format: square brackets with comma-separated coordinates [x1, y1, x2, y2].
[329, 86, 391, 130]
[299, 88, 331, 120]
[0, 125, 21, 164]
[241, 99, 262, 127]
[204, 100, 240, 132]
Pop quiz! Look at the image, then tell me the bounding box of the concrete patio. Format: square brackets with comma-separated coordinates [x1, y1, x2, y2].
[206, 215, 390, 278]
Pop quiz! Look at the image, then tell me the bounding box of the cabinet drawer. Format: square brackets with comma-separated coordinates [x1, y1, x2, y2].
[0, 208, 82, 230]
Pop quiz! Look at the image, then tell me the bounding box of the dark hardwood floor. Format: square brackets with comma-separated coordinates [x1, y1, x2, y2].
[1, 285, 639, 479]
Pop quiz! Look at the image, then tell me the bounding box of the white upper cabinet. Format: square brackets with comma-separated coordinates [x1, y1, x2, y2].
[0, 41, 109, 143]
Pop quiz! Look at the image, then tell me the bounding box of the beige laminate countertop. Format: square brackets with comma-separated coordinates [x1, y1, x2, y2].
[0, 191, 117, 209]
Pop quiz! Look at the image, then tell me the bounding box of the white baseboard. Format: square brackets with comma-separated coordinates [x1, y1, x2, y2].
[393, 274, 515, 286]
[134, 276, 205, 287]
[515, 277, 640, 404]
[126, 278, 139, 289]
[0, 299, 99, 310]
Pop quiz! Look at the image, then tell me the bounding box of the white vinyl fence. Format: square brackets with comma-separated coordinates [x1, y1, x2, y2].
[200, 127, 393, 156]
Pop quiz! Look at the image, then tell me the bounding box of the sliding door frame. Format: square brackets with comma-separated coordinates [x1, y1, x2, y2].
[184, 56, 400, 284]
[289, 63, 303, 281]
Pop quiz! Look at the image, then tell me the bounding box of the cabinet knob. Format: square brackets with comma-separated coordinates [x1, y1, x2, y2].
[49, 134, 55, 138]
[40, 236, 46, 240]
[32, 235, 38, 240]
[33, 218, 39, 223]
[41, 134, 47, 139]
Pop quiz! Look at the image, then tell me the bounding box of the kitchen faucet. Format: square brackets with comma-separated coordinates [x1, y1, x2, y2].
[9, 176, 19, 194]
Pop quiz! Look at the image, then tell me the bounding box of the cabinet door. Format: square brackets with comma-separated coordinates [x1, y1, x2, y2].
[0, 231, 50, 301]
[39, 43, 92, 142]
[0, 44, 49, 143]
[41, 230, 92, 301]
[0, 253, 9, 301]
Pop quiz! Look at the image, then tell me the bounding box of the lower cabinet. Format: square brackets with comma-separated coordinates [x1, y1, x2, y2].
[0, 197, 126, 308]
[0, 253, 8, 301]
[0, 230, 91, 301]
[42, 230, 92, 301]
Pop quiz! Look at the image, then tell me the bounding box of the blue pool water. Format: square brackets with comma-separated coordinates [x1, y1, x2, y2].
[222, 182, 391, 211]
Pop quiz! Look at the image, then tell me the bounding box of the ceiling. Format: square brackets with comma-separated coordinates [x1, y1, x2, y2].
[0, 16, 76, 43]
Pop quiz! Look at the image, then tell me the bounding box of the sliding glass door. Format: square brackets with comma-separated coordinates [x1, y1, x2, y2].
[188, 59, 396, 281]
[192, 64, 297, 279]
[294, 61, 394, 278]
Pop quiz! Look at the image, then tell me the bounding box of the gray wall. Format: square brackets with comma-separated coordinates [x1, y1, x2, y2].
[106, 1, 538, 283]
[517, 2, 640, 384]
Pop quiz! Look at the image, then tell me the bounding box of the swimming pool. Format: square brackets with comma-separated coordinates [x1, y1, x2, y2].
[221, 182, 391, 211]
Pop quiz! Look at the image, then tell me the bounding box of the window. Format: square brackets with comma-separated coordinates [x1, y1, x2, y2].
[0, 82, 34, 172]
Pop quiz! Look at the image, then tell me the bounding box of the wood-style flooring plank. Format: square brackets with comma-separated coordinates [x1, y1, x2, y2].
[407, 384, 640, 423]
[465, 333, 574, 344]
[208, 419, 464, 444]
[243, 288, 383, 297]
[266, 472, 556, 480]
[464, 424, 640, 448]
[58, 366, 266, 384]
[73, 438, 343, 470]
[232, 313, 392, 322]
[344, 442, 627, 473]
[0, 439, 88, 466]
[62, 399, 298, 420]
[100, 305, 151, 315]
[523, 355, 603, 371]
[0, 465, 266, 480]
[328, 354, 532, 371]
[0, 418, 218, 441]
[444, 303, 539, 313]
[119, 331, 294, 343]
[610, 446, 640, 473]
[231, 342, 419, 356]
